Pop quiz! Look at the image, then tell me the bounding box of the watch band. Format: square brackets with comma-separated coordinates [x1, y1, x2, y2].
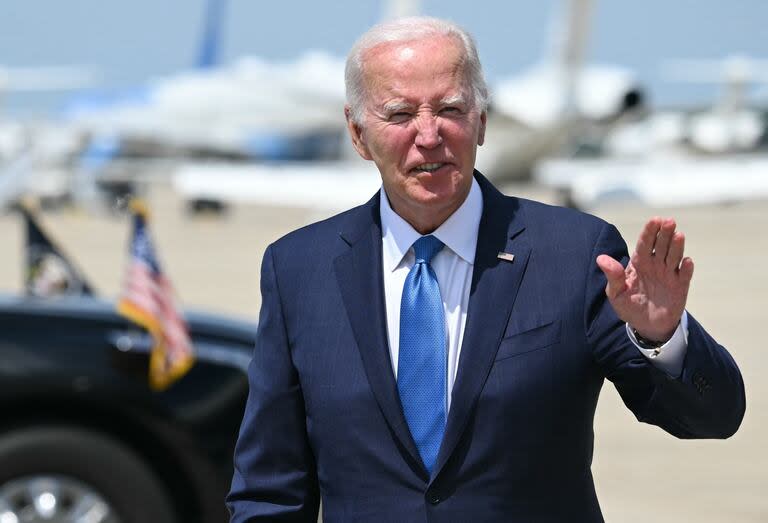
[632, 328, 665, 354]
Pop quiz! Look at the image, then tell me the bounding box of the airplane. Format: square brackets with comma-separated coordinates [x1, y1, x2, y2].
[61, 0, 424, 167]
[67, 0, 644, 174]
[0, 0, 351, 212]
[0, 65, 95, 163]
[536, 151, 768, 209]
[600, 55, 768, 158]
[176, 160, 381, 215]
[174, 0, 649, 212]
[3, 0, 645, 213]
[0, 64, 98, 210]
[64, 49, 348, 163]
[659, 55, 768, 153]
[534, 55, 768, 209]
[0, 0, 422, 213]
[475, 0, 645, 180]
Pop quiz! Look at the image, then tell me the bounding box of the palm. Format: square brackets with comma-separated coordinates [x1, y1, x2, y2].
[597, 217, 694, 342]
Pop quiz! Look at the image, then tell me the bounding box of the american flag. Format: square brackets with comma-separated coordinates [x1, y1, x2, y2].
[117, 200, 194, 390]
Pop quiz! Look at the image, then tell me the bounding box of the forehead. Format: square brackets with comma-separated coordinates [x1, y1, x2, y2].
[361, 35, 469, 104]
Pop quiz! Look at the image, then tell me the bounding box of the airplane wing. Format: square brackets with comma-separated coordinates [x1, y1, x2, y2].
[173, 160, 382, 212]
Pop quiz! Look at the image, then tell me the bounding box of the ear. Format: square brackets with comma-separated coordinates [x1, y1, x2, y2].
[477, 110, 487, 146]
[345, 106, 372, 160]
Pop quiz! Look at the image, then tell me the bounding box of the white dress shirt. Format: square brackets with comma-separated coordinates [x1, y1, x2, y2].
[381, 178, 482, 410]
[379, 178, 688, 412]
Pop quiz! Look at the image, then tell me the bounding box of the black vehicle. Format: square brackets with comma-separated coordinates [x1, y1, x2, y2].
[0, 294, 255, 523]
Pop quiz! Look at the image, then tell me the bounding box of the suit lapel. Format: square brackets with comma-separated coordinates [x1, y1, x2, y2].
[432, 174, 532, 479]
[333, 195, 428, 479]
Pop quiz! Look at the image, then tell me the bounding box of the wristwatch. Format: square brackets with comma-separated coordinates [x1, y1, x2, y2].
[632, 328, 665, 354]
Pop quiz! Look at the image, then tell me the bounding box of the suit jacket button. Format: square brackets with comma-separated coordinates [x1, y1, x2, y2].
[426, 490, 441, 505]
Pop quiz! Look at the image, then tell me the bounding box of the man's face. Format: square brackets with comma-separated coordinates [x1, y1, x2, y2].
[346, 36, 486, 231]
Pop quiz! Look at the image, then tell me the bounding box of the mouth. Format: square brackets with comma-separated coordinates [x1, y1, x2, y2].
[409, 162, 449, 174]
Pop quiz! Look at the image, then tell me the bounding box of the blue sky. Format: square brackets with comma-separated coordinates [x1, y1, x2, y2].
[1, 0, 766, 116]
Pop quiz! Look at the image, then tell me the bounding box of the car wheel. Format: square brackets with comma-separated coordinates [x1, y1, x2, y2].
[0, 426, 177, 523]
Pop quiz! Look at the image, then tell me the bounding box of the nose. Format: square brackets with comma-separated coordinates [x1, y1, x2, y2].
[414, 113, 442, 149]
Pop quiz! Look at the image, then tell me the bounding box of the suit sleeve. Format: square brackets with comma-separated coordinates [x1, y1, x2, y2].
[585, 222, 745, 439]
[226, 244, 320, 522]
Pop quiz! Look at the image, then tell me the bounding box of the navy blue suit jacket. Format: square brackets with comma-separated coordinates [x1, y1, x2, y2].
[227, 173, 744, 522]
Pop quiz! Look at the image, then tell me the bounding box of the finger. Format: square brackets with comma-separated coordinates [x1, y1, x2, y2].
[634, 217, 662, 262]
[596, 254, 627, 299]
[666, 231, 685, 270]
[654, 217, 676, 263]
[679, 257, 694, 286]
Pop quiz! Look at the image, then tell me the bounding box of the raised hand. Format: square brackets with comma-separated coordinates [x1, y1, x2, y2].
[596, 217, 694, 343]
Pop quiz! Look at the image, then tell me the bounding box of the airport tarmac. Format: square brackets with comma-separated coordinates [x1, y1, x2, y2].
[0, 182, 765, 522]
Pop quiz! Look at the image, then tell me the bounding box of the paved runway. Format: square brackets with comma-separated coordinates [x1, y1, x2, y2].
[0, 182, 764, 522]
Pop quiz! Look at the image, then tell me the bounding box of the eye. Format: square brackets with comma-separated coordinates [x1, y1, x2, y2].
[439, 106, 462, 116]
[388, 112, 412, 123]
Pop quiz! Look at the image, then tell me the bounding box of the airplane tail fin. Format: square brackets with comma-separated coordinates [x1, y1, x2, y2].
[544, 0, 594, 114]
[196, 0, 227, 69]
[545, 0, 594, 70]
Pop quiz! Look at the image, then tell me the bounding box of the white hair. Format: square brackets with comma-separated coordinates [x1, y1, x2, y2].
[344, 16, 489, 124]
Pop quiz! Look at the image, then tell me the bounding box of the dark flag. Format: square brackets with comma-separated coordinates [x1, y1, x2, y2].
[21, 204, 95, 298]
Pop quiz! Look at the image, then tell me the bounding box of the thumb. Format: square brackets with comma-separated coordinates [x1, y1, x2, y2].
[596, 254, 627, 299]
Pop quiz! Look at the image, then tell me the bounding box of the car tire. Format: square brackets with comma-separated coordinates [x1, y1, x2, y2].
[0, 425, 178, 523]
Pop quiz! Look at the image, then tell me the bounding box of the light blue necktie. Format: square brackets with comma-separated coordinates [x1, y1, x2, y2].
[397, 235, 446, 474]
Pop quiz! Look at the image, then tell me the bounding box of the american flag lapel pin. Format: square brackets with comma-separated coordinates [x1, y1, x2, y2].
[497, 252, 515, 263]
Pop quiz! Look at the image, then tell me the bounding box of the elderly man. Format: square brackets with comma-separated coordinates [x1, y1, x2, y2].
[227, 17, 744, 523]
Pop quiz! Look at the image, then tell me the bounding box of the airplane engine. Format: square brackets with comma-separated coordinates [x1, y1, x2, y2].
[492, 65, 645, 129]
[574, 66, 646, 121]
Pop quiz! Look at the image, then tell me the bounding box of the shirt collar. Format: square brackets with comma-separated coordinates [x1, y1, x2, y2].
[380, 177, 483, 272]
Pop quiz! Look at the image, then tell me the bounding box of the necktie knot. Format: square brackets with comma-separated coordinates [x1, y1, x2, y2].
[412, 235, 444, 265]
